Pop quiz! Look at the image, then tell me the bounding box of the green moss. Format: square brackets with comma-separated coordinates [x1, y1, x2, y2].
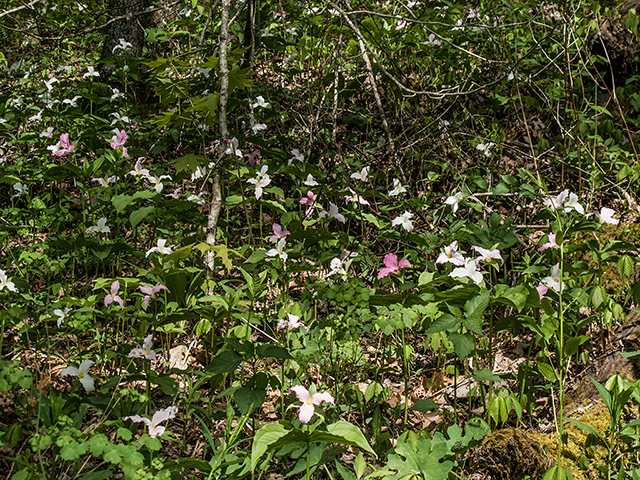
[528, 404, 610, 480]
[472, 428, 550, 479]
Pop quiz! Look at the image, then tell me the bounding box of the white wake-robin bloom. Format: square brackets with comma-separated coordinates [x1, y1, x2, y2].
[450, 259, 483, 284]
[327, 257, 347, 277]
[436, 241, 466, 266]
[392, 211, 414, 232]
[563, 192, 584, 214]
[86, 217, 111, 234]
[124, 406, 178, 437]
[388, 178, 406, 196]
[476, 142, 495, 157]
[289, 149, 304, 165]
[146, 239, 173, 257]
[597, 207, 619, 225]
[445, 192, 463, 214]
[0, 270, 17, 292]
[289, 385, 335, 423]
[252, 96, 271, 109]
[54, 307, 71, 327]
[129, 334, 156, 360]
[350, 166, 370, 182]
[542, 263, 564, 292]
[303, 174, 318, 186]
[267, 238, 288, 261]
[61, 359, 95, 392]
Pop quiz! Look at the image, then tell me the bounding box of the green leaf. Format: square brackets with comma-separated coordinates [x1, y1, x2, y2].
[255, 344, 293, 360]
[464, 290, 490, 334]
[228, 66, 254, 93]
[411, 399, 439, 412]
[234, 386, 265, 414]
[251, 423, 289, 471]
[537, 363, 557, 382]
[619, 255, 635, 279]
[354, 451, 366, 479]
[151, 374, 178, 395]
[79, 470, 114, 480]
[112, 194, 135, 213]
[564, 335, 589, 357]
[335, 460, 357, 480]
[472, 368, 501, 382]
[362, 213, 384, 228]
[117, 427, 132, 441]
[130, 206, 154, 229]
[320, 421, 376, 456]
[427, 314, 461, 334]
[170, 154, 207, 173]
[60, 440, 88, 460]
[448, 333, 475, 359]
[387, 435, 454, 480]
[205, 350, 243, 374]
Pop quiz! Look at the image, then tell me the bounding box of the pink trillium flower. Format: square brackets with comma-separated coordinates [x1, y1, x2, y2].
[127, 158, 149, 177]
[378, 253, 411, 280]
[536, 284, 548, 300]
[125, 406, 178, 438]
[346, 188, 369, 205]
[436, 241, 466, 266]
[129, 334, 157, 360]
[244, 150, 260, 165]
[139, 284, 168, 306]
[104, 280, 124, 309]
[543, 189, 569, 210]
[165, 187, 181, 199]
[277, 313, 307, 331]
[61, 359, 95, 392]
[274, 10, 286, 18]
[110, 129, 129, 157]
[300, 191, 316, 218]
[269, 223, 290, 242]
[472, 246, 503, 265]
[289, 385, 334, 424]
[49, 133, 75, 157]
[539, 233, 561, 252]
[319, 203, 346, 223]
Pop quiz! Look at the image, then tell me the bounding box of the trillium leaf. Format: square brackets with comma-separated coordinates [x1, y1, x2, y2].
[448, 333, 475, 359]
[130, 206, 154, 228]
[427, 314, 461, 334]
[205, 350, 243, 374]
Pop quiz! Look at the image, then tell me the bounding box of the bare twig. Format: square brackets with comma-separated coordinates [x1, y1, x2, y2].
[0, 0, 42, 20]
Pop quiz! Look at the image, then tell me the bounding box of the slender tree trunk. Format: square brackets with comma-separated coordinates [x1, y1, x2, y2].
[206, 0, 230, 267]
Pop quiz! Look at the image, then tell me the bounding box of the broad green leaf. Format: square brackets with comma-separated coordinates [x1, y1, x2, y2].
[170, 154, 207, 173]
[335, 460, 357, 480]
[448, 333, 475, 359]
[234, 386, 265, 414]
[411, 399, 439, 412]
[472, 368, 501, 382]
[228, 66, 254, 93]
[320, 421, 376, 456]
[60, 440, 88, 460]
[255, 344, 293, 360]
[564, 335, 589, 357]
[251, 423, 289, 471]
[537, 363, 557, 382]
[427, 314, 461, 333]
[130, 206, 154, 228]
[619, 255, 635, 278]
[205, 350, 243, 374]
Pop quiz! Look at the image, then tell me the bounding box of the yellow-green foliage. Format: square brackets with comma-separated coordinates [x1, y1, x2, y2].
[529, 404, 611, 480]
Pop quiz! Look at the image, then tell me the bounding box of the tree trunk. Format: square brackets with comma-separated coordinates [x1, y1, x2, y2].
[98, 0, 150, 81]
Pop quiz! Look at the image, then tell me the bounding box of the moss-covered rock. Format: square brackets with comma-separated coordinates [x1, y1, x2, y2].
[471, 428, 551, 479]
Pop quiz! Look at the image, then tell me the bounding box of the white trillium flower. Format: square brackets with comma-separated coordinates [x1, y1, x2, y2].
[327, 257, 346, 277]
[450, 259, 484, 284]
[392, 211, 414, 232]
[12, 182, 27, 198]
[112, 38, 133, 54]
[54, 307, 72, 327]
[61, 359, 95, 392]
[83, 66, 100, 79]
[86, 217, 111, 234]
[0, 269, 17, 292]
[597, 207, 619, 225]
[351, 166, 370, 182]
[187, 192, 207, 205]
[252, 96, 271, 109]
[289, 149, 304, 165]
[445, 192, 463, 214]
[542, 263, 564, 292]
[388, 178, 406, 196]
[146, 239, 173, 257]
[563, 193, 584, 214]
[476, 142, 495, 157]
[267, 238, 288, 261]
[303, 174, 319, 186]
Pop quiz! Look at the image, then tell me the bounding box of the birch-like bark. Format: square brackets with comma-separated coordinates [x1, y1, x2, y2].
[206, 0, 230, 269]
